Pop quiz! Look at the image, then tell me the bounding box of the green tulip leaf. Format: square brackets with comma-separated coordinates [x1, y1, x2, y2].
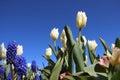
[87, 44, 96, 64]
[64, 25, 85, 72]
[83, 63, 107, 76]
[49, 43, 58, 59]
[111, 70, 120, 80]
[42, 55, 55, 66]
[50, 57, 64, 80]
[99, 38, 111, 53]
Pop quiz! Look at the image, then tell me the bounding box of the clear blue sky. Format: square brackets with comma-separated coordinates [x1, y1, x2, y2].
[0, 0, 120, 68]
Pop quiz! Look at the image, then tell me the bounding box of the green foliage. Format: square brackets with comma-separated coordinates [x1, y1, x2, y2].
[87, 44, 96, 64]
[64, 25, 85, 72]
[40, 26, 120, 80]
[50, 57, 64, 80]
[99, 38, 111, 53]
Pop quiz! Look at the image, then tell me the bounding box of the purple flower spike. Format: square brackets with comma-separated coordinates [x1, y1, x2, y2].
[0, 65, 4, 79]
[14, 55, 27, 76]
[35, 74, 40, 80]
[7, 41, 17, 64]
[7, 72, 12, 80]
[31, 60, 37, 73]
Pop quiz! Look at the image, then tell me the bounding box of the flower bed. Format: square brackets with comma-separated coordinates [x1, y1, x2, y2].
[0, 11, 120, 80]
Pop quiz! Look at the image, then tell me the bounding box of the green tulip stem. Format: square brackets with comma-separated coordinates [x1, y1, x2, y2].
[78, 28, 82, 43]
[54, 41, 56, 50]
[10, 63, 14, 80]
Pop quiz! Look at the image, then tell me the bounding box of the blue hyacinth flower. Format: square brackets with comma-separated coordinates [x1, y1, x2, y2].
[7, 41, 17, 64]
[0, 65, 4, 79]
[31, 60, 37, 73]
[14, 55, 27, 77]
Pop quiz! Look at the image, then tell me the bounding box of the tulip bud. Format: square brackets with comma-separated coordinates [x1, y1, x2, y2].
[17, 45, 23, 55]
[50, 28, 59, 41]
[27, 63, 31, 68]
[88, 40, 98, 51]
[0, 43, 6, 60]
[76, 11, 87, 29]
[60, 29, 67, 49]
[111, 43, 115, 51]
[60, 30, 67, 44]
[108, 47, 120, 66]
[46, 48, 52, 59]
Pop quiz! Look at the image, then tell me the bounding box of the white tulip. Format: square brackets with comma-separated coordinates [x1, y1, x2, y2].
[46, 48, 52, 59]
[60, 30, 67, 44]
[76, 11, 87, 29]
[88, 40, 98, 51]
[60, 30, 67, 49]
[27, 63, 31, 68]
[0, 43, 6, 59]
[17, 45, 23, 55]
[111, 43, 115, 50]
[50, 28, 59, 41]
[107, 47, 120, 66]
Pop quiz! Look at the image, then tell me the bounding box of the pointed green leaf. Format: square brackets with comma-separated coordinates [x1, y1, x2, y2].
[67, 44, 75, 73]
[58, 47, 64, 57]
[83, 64, 97, 76]
[64, 75, 92, 80]
[99, 38, 111, 53]
[87, 44, 96, 64]
[64, 53, 69, 68]
[50, 57, 64, 80]
[111, 70, 120, 80]
[67, 51, 74, 73]
[64, 25, 85, 72]
[42, 55, 55, 66]
[83, 63, 107, 80]
[49, 44, 58, 59]
[73, 43, 85, 72]
[63, 75, 76, 80]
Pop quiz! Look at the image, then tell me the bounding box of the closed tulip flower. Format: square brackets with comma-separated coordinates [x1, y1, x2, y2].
[60, 29, 67, 48]
[107, 48, 120, 66]
[111, 43, 115, 50]
[17, 45, 23, 55]
[27, 63, 31, 68]
[76, 11, 87, 29]
[0, 43, 6, 60]
[46, 48, 52, 59]
[88, 40, 98, 51]
[50, 28, 59, 41]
